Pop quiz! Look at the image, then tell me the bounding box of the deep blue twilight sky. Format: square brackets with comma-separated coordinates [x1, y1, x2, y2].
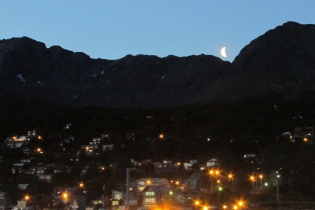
[1, 1, 314, 62]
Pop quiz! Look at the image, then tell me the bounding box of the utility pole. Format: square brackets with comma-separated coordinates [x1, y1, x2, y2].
[289, 169, 292, 193]
[276, 175, 280, 204]
[126, 168, 135, 210]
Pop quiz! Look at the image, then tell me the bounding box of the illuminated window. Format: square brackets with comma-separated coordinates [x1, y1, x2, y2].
[145, 191, 155, 196]
[145, 198, 156, 203]
[114, 194, 121, 199]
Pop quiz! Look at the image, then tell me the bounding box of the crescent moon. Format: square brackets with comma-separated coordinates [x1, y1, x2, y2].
[220, 47, 227, 57]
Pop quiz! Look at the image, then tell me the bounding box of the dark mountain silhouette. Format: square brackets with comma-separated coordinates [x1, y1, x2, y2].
[0, 21, 315, 116]
[192, 21, 315, 103]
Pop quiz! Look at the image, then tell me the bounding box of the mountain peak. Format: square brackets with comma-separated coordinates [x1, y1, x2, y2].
[216, 21, 315, 101]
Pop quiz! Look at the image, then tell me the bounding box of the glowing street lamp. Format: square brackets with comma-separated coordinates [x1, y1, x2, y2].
[237, 200, 245, 209]
[209, 169, 220, 192]
[228, 173, 235, 190]
[63, 192, 68, 200]
[259, 174, 263, 189]
[79, 182, 84, 188]
[25, 195, 30, 201]
[250, 175, 256, 189]
[194, 200, 200, 206]
[25, 195, 30, 206]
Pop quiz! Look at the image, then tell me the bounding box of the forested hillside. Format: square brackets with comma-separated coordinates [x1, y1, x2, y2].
[1, 99, 315, 161]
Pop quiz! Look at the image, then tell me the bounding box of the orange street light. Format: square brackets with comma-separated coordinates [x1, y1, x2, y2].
[209, 170, 214, 175]
[237, 200, 245, 209]
[250, 175, 256, 189]
[63, 192, 68, 199]
[259, 174, 263, 189]
[209, 169, 220, 192]
[25, 195, 30, 201]
[228, 173, 235, 190]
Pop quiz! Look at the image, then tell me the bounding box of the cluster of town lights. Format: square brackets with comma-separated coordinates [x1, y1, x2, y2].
[194, 200, 245, 210]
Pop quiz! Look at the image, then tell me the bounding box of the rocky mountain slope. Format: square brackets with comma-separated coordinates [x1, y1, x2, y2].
[192, 21, 315, 103]
[0, 21, 315, 115]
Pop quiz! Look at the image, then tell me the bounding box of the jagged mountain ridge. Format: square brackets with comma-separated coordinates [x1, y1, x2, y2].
[1, 21, 315, 115]
[0, 37, 230, 110]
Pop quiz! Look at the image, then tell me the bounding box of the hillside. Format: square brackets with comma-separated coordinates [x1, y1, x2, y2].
[0, 37, 229, 113]
[194, 21, 315, 102]
[2, 99, 315, 196]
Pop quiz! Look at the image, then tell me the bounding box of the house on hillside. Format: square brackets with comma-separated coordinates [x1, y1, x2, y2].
[174, 190, 197, 205]
[0, 192, 8, 208]
[53, 187, 86, 210]
[183, 162, 192, 170]
[131, 159, 152, 167]
[18, 184, 29, 190]
[118, 178, 171, 209]
[206, 158, 219, 168]
[101, 138, 114, 152]
[140, 186, 164, 209]
[111, 190, 125, 210]
[134, 178, 170, 192]
[27, 129, 36, 137]
[38, 174, 53, 183]
[64, 123, 72, 129]
[185, 172, 202, 190]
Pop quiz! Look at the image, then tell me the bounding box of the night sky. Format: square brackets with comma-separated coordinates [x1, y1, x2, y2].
[1, 1, 314, 62]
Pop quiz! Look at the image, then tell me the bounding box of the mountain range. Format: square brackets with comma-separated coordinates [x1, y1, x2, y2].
[1, 21, 315, 116]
